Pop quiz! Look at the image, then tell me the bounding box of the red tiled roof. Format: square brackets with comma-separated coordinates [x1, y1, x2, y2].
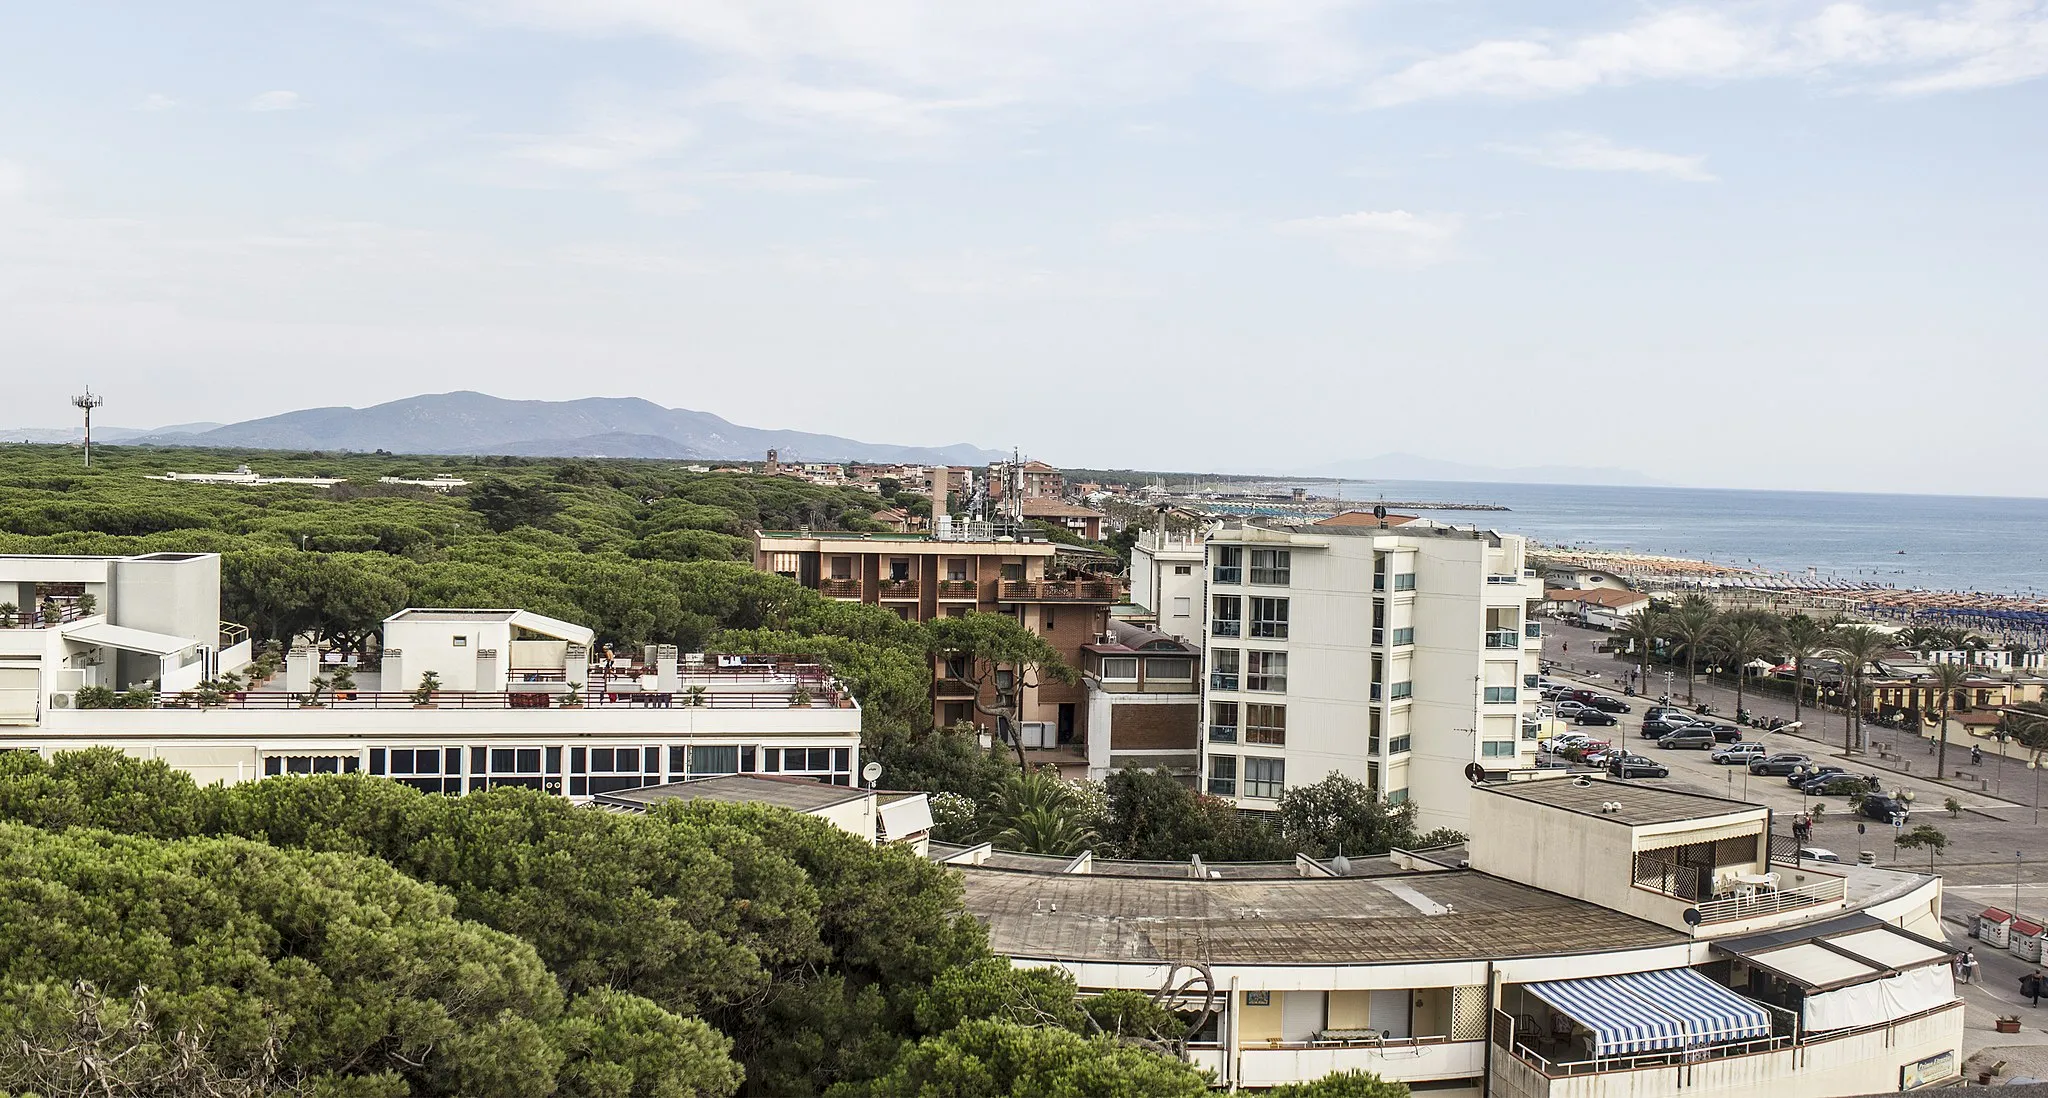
[1983, 908, 2014, 922]
[1020, 500, 1101, 518]
[2015, 919, 2044, 937]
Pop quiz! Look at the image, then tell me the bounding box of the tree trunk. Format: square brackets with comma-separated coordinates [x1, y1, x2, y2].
[1685, 655, 1696, 703]
[1936, 698, 1950, 779]
[1792, 657, 1804, 724]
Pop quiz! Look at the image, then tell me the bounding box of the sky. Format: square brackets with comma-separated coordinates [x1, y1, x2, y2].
[2, 1, 2045, 495]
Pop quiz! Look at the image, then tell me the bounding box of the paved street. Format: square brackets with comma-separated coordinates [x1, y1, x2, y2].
[1539, 618, 2048, 1073]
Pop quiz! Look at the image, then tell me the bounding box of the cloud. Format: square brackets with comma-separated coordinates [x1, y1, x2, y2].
[1106, 212, 1230, 243]
[1275, 209, 1463, 267]
[0, 161, 26, 199]
[692, 170, 869, 194]
[1493, 132, 1716, 182]
[139, 93, 177, 112]
[1364, 2, 2048, 106]
[247, 90, 302, 112]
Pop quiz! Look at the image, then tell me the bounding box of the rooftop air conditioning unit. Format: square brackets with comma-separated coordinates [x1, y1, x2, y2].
[49, 692, 73, 709]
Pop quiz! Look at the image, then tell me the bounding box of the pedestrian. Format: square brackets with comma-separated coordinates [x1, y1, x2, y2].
[2023, 971, 2041, 1006]
[1973, 745, 1984, 766]
[1965, 950, 1979, 985]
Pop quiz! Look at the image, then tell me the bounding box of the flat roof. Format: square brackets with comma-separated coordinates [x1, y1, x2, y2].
[594, 774, 867, 813]
[386, 609, 521, 623]
[960, 867, 1683, 965]
[1482, 777, 1762, 827]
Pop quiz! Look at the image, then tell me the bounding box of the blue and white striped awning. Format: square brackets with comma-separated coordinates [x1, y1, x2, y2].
[1528, 968, 1773, 1057]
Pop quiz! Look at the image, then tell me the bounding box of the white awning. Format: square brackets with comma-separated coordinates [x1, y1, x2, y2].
[1803, 965, 1955, 1032]
[510, 610, 595, 647]
[63, 621, 197, 657]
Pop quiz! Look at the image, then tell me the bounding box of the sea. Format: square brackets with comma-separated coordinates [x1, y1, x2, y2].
[1323, 481, 2048, 598]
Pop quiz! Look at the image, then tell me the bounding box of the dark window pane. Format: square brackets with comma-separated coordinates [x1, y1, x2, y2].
[592, 748, 614, 771]
[516, 748, 542, 773]
[389, 749, 413, 775]
[369, 748, 386, 776]
[472, 746, 488, 774]
[809, 748, 831, 771]
[446, 749, 462, 776]
[741, 746, 756, 773]
[490, 748, 513, 773]
[264, 757, 281, 776]
[545, 747, 562, 773]
[570, 777, 588, 797]
[571, 747, 586, 774]
[763, 749, 780, 772]
[644, 747, 659, 772]
[313, 757, 338, 774]
[671, 746, 687, 773]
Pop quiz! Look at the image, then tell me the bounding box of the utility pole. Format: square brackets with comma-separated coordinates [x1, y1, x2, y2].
[71, 387, 105, 468]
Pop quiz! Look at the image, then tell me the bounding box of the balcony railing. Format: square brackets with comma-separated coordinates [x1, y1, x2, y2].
[935, 676, 979, 698]
[1695, 872, 1847, 924]
[936, 579, 979, 599]
[1213, 620, 1241, 638]
[1209, 724, 1239, 743]
[1214, 567, 1242, 584]
[1486, 574, 1523, 585]
[1210, 673, 1239, 691]
[1484, 630, 1519, 649]
[1493, 1009, 1795, 1080]
[818, 578, 861, 598]
[0, 602, 91, 629]
[999, 579, 1119, 602]
[876, 579, 919, 599]
[1525, 623, 1543, 639]
[151, 686, 849, 711]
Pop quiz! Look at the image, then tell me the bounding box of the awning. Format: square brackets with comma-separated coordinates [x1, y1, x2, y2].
[62, 621, 197, 657]
[1715, 917, 1955, 992]
[1527, 969, 1773, 1057]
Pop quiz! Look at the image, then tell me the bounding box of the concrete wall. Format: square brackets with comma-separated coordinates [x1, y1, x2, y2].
[108, 554, 219, 648]
[383, 619, 512, 693]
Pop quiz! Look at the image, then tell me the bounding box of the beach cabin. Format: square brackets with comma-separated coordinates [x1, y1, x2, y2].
[2012, 919, 2046, 963]
[1977, 908, 2015, 948]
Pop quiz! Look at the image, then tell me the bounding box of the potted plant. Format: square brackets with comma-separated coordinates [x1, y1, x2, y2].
[683, 685, 707, 708]
[300, 677, 329, 708]
[328, 665, 357, 701]
[790, 684, 813, 709]
[0, 602, 14, 627]
[412, 670, 441, 708]
[76, 593, 96, 617]
[561, 684, 583, 709]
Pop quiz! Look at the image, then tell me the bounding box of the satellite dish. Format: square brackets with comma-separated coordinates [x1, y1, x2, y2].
[1464, 762, 1486, 784]
[1682, 908, 1703, 926]
[861, 761, 883, 784]
[1373, 504, 1387, 521]
[1332, 855, 1353, 876]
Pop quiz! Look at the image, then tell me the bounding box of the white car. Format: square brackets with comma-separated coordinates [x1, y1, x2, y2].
[1710, 743, 1768, 764]
[1796, 847, 1841, 863]
[1541, 733, 1591, 754]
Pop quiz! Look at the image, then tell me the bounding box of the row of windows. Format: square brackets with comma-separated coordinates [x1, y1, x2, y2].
[1210, 596, 1289, 639]
[1207, 701, 1286, 745]
[302, 742, 861, 797]
[1483, 686, 1518, 703]
[1097, 656, 1195, 682]
[1371, 573, 1418, 592]
[1480, 741, 1518, 758]
[1208, 649, 1288, 693]
[1211, 547, 1292, 586]
[1208, 755, 1285, 799]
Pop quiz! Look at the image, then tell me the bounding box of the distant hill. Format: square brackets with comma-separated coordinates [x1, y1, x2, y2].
[120, 392, 1006, 465]
[0, 423, 222, 444]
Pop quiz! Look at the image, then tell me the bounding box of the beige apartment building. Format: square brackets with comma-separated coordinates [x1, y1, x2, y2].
[754, 527, 1119, 747]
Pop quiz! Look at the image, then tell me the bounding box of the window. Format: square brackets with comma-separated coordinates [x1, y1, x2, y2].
[686, 744, 741, 776]
[763, 746, 854, 785]
[452, 635, 468, 647]
[1213, 546, 1242, 584]
[947, 559, 968, 581]
[1483, 686, 1517, 703]
[1481, 741, 1517, 758]
[1209, 702, 1239, 743]
[1243, 757, 1284, 799]
[1100, 657, 1139, 681]
[1146, 658, 1193, 682]
[1174, 564, 1192, 575]
[1209, 649, 1239, 691]
[1245, 703, 1286, 745]
[1001, 562, 1025, 582]
[1390, 627, 1414, 646]
[472, 745, 560, 794]
[1249, 597, 1289, 639]
[370, 747, 461, 794]
[1389, 680, 1413, 700]
[1208, 755, 1237, 796]
[831, 557, 853, 580]
[1393, 573, 1416, 592]
[1212, 595, 1242, 637]
[1388, 734, 1412, 754]
[1249, 549, 1291, 586]
[577, 745, 659, 796]
[1044, 608, 1056, 629]
[889, 559, 910, 581]
[1386, 787, 1409, 805]
[1369, 709, 1382, 753]
[1247, 651, 1287, 692]
[1524, 673, 1540, 689]
[1373, 573, 1386, 592]
[264, 754, 360, 776]
[1171, 596, 1192, 618]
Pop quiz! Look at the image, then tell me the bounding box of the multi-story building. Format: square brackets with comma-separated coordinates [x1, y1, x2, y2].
[1078, 620, 1202, 781]
[754, 526, 1118, 748]
[941, 774, 1962, 1096]
[1128, 527, 1206, 639]
[1198, 517, 1545, 833]
[0, 553, 864, 797]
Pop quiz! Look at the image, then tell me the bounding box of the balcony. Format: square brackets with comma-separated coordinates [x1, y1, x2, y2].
[1213, 620, 1242, 638]
[1210, 673, 1239, 692]
[1192, 1038, 1485, 1088]
[1209, 724, 1239, 743]
[818, 577, 861, 598]
[936, 579, 979, 599]
[1214, 567, 1243, 585]
[0, 602, 91, 629]
[1484, 630, 1519, 649]
[1695, 873, 1847, 925]
[999, 579, 1119, 602]
[876, 578, 919, 600]
[1525, 622, 1542, 639]
[935, 677, 980, 699]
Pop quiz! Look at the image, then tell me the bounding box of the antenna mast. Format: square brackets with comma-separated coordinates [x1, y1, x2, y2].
[71, 387, 105, 468]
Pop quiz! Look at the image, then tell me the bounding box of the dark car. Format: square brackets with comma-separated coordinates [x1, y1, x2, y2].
[1657, 729, 1716, 750]
[1560, 688, 1600, 705]
[1861, 794, 1911, 822]
[1640, 719, 1691, 739]
[1589, 695, 1632, 713]
[1799, 773, 1878, 796]
[1609, 756, 1670, 779]
[1787, 764, 1846, 787]
[1574, 710, 1620, 727]
[1750, 753, 1814, 776]
[1689, 723, 1743, 743]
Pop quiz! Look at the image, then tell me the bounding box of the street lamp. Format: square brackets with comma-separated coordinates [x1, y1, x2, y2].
[2032, 758, 2042, 827]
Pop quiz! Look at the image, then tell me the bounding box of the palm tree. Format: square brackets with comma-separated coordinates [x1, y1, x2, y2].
[1824, 625, 1891, 754]
[1665, 598, 1720, 704]
[1927, 660, 1972, 781]
[1618, 610, 1665, 697]
[1715, 612, 1779, 721]
[982, 767, 1092, 854]
[1779, 614, 1829, 726]
[992, 804, 1096, 855]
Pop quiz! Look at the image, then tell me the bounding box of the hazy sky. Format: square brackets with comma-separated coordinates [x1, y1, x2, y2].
[3, 2, 2044, 495]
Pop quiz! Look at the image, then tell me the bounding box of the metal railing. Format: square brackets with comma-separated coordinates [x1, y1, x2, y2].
[1632, 854, 1704, 903]
[1210, 673, 1239, 691]
[1, 602, 91, 629]
[1486, 574, 1523, 585]
[1213, 620, 1241, 637]
[876, 579, 919, 598]
[1695, 873, 1847, 924]
[936, 579, 979, 598]
[1214, 567, 1242, 584]
[1209, 724, 1239, 743]
[818, 578, 861, 598]
[1493, 1010, 1794, 1078]
[154, 687, 847, 711]
[1485, 630, 1519, 649]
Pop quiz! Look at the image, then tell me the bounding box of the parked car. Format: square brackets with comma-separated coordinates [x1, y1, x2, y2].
[1861, 794, 1911, 822]
[1640, 718, 1695, 739]
[1787, 764, 1846, 787]
[1711, 743, 1768, 764]
[1689, 723, 1743, 743]
[1799, 773, 1879, 796]
[1555, 700, 1589, 718]
[1541, 733, 1590, 753]
[1588, 695, 1632, 713]
[1539, 685, 1564, 701]
[1644, 708, 1697, 725]
[1750, 753, 1814, 776]
[1560, 689, 1600, 705]
[1657, 729, 1716, 750]
[1575, 710, 1620, 727]
[1796, 847, 1842, 863]
[1609, 756, 1670, 779]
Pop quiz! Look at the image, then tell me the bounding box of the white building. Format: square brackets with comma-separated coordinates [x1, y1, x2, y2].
[0, 554, 864, 798]
[595, 773, 935, 855]
[1198, 518, 1545, 833]
[1129, 527, 1206, 640]
[947, 775, 1962, 1096]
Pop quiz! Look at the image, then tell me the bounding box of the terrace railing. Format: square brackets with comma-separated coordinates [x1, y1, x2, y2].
[155, 687, 848, 711]
[999, 579, 1121, 602]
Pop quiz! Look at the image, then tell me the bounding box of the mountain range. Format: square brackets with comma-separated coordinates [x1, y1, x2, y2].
[24, 392, 1006, 465]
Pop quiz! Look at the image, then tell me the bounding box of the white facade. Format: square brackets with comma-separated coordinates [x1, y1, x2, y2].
[1129, 529, 1206, 642]
[1198, 521, 1544, 833]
